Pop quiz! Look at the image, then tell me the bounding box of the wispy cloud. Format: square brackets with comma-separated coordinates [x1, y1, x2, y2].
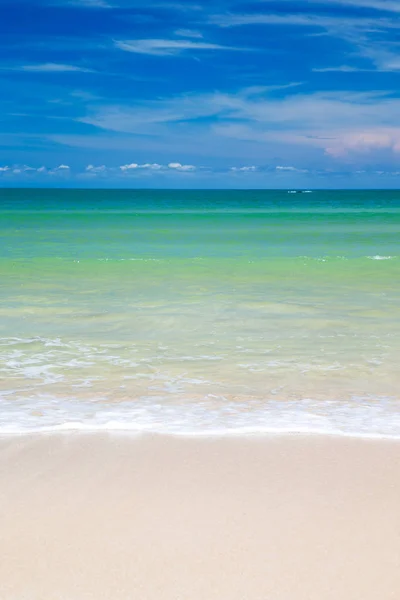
[119, 162, 196, 171]
[210, 12, 397, 30]
[4, 161, 400, 186]
[12, 165, 37, 174]
[78, 86, 400, 161]
[120, 163, 162, 171]
[65, 0, 112, 7]
[314, 56, 400, 72]
[357, 44, 400, 72]
[231, 165, 258, 172]
[210, 7, 400, 74]
[115, 38, 241, 56]
[0, 164, 72, 176]
[313, 65, 371, 72]
[66, 0, 203, 9]
[324, 131, 400, 157]
[316, 0, 400, 13]
[86, 164, 107, 173]
[276, 166, 309, 173]
[20, 63, 93, 73]
[168, 162, 196, 171]
[174, 29, 203, 39]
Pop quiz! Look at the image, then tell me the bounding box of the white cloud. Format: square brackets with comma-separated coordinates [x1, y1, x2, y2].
[11, 165, 36, 174]
[1, 165, 55, 175]
[66, 0, 112, 7]
[55, 164, 71, 170]
[141, 163, 163, 170]
[276, 166, 308, 173]
[68, 82, 400, 168]
[120, 163, 164, 171]
[82, 87, 400, 154]
[168, 162, 196, 171]
[317, 0, 400, 13]
[119, 163, 139, 171]
[174, 29, 203, 39]
[314, 45, 400, 73]
[231, 166, 258, 172]
[66, 0, 202, 7]
[115, 39, 240, 56]
[211, 5, 400, 75]
[209, 90, 400, 157]
[3, 161, 400, 181]
[210, 12, 397, 30]
[20, 63, 92, 73]
[118, 162, 197, 173]
[86, 164, 107, 173]
[313, 65, 369, 72]
[357, 45, 400, 72]
[324, 131, 400, 157]
[80, 100, 221, 134]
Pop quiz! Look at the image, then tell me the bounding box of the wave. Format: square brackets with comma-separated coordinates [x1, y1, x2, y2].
[1, 394, 400, 440]
[367, 255, 395, 260]
[2, 255, 398, 266]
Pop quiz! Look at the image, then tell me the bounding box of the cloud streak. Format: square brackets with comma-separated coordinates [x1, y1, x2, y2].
[210, 12, 399, 30]
[115, 38, 242, 56]
[211, 6, 400, 75]
[316, 0, 400, 13]
[63, 0, 113, 7]
[20, 63, 93, 73]
[231, 165, 258, 172]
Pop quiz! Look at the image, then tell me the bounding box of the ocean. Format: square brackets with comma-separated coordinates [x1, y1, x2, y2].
[1, 188, 399, 437]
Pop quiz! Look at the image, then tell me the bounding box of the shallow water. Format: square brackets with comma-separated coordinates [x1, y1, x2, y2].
[1, 188, 399, 436]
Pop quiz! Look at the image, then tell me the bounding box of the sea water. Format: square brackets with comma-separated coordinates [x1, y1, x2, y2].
[1, 188, 399, 437]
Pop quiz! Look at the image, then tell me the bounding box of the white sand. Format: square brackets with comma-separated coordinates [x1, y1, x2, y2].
[0, 433, 400, 599]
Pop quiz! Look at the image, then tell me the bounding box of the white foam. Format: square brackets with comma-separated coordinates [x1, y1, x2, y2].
[1, 336, 400, 440]
[1, 393, 400, 440]
[367, 255, 395, 260]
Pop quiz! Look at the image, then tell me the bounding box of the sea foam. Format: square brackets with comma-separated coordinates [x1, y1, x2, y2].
[1, 393, 400, 440]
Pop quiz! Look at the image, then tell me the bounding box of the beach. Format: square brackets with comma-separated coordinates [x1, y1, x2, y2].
[1, 433, 400, 599]
[3, 0, 400, 591]
[1, 189, 400, 598]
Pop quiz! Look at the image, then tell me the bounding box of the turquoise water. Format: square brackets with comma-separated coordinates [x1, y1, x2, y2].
[1, 188, 400, 436]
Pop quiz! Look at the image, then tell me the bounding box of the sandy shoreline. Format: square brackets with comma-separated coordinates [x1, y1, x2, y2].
[1, 433, 400, 599]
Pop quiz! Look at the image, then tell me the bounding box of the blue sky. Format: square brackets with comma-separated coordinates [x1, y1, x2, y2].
[1, 0, 400, 188]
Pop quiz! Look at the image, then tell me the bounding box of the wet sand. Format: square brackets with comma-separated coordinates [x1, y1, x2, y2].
[0, 433, 400, 599]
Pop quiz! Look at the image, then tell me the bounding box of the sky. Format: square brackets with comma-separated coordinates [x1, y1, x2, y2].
[1, 0, 400, 188]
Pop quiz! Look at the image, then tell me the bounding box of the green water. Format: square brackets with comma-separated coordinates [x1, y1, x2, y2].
[0, 188, 399, 436]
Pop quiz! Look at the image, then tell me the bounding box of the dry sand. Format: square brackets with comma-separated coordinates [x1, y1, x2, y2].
[0, 433, 400, 599]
